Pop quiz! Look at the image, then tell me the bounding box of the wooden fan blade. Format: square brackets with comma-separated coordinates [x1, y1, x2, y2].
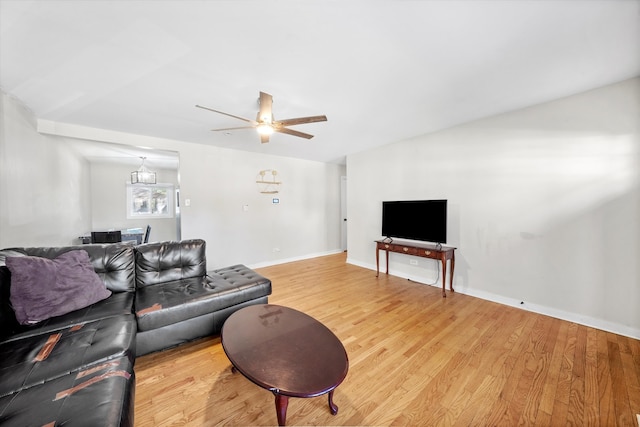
[211, 126, 255, 132]
[276, 115, 328, 126]
[258, 92, 273, 123]
[196, 105, 257, 125]
[275, 127, 314, 139]
[260, 133, 270, 144]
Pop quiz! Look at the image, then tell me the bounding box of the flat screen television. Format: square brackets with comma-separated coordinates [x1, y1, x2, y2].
[381, 200, 447, 244]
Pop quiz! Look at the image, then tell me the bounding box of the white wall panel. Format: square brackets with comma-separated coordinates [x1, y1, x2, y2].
[0, 93, 92, 247]
[347, 77, 640, 338]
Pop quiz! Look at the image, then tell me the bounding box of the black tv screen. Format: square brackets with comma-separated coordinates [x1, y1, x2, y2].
[382, 200, 447, 243]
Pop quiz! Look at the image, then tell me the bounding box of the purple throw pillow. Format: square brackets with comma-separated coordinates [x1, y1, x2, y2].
[6, 250, 112, 325]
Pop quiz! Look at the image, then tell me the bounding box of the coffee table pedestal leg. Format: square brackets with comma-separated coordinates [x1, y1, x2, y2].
[274, 393, 289, 426]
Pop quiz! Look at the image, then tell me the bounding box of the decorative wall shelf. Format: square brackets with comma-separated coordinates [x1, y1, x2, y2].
[256, 169, 281, 194]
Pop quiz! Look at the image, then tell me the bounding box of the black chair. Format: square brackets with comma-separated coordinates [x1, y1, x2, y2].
[91, 231, 122, 244]
[143, 225, 151, 244]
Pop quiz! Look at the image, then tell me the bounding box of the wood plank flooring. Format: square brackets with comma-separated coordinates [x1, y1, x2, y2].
[134, 253, 640, 426]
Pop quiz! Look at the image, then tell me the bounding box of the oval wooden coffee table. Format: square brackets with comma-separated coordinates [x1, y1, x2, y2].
[221, 304, 349, 426]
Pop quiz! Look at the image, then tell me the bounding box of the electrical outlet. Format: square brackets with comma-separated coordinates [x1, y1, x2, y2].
[409, 259, 418, 265]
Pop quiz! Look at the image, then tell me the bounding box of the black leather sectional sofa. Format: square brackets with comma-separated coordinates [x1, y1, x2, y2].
[0, 239, 271, 426]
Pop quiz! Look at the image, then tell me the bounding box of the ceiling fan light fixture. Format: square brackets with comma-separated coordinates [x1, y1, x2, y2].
[260, 114, 272, 124]
[198, 91, 327, 143]
[257, 124, 274, 135]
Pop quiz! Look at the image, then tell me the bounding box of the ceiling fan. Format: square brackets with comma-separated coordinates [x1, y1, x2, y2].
[196, 91, 327, 144]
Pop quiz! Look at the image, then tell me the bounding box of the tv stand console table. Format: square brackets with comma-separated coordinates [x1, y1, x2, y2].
[375, 240, 456, 297]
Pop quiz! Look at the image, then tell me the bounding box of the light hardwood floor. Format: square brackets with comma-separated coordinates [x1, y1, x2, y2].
[135, 253, 640, 426]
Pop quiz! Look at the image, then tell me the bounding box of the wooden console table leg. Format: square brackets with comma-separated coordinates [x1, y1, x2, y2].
[440, 254, 447, 298]
[450, 252, 455, 292]
[274, 393, 289, 426]
[376, 248, 379, 277]
[385, 250, 389, 275]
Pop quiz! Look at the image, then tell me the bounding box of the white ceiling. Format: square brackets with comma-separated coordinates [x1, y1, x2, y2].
[1, 0, 639, 165]
[64, 138, 179, 170]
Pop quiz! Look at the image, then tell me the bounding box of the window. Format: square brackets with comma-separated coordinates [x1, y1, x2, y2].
[127, 184, 174, 219]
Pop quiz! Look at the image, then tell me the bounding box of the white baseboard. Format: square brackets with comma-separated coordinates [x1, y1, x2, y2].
[249, 249, 344, 270]
[346, 258, 640, 340]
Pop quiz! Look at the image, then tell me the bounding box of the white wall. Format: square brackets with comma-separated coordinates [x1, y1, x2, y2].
[89, 162, 179, 243]
[347, 77, 640, 338]
[177, 145, 344, 268]
[0, 92, 92, 247]
[34, 117, 345, 269]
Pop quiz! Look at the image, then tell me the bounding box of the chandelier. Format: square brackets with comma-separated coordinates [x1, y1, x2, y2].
[131, 157, 156, 184]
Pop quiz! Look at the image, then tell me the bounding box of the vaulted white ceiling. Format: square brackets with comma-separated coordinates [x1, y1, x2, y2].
[1, 0, 639, 165]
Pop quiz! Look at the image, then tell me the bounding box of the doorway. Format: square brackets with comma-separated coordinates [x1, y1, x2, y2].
[341, 175, 347, 251]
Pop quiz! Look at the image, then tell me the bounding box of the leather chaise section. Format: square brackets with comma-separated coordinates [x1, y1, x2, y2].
[208, 264, 272, 288]
[133, 240, 272, 356]
[135, 295, 269, 357]
[0, 314, 136, 397]
[135, 276, 216, 331]
[135, 265, 271, 332]
[1, 292, 134, 343]
[0, 243, 138, 426]
[0, 355, 135, 427]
